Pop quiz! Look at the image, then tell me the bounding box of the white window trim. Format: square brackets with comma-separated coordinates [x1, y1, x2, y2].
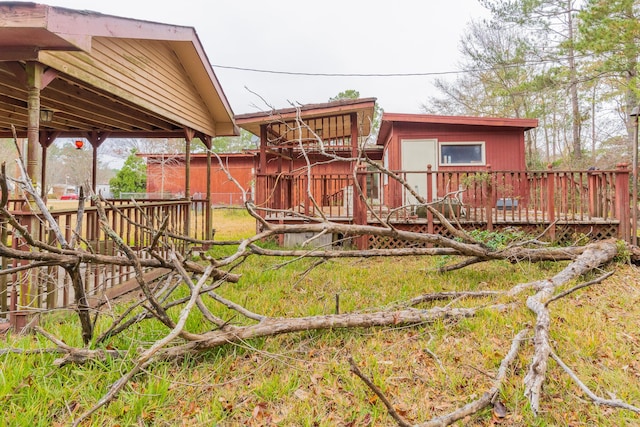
[439, 141, 486, 166]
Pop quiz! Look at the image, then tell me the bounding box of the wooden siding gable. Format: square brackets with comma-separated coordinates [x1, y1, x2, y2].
[39, 37, 219, 135]
[0, 2, 237, 138]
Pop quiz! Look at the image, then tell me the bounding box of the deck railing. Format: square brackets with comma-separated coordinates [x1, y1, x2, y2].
[1, 199, 192, 320]
[255, 165, 631, 241]
[256, 172, 356, 218]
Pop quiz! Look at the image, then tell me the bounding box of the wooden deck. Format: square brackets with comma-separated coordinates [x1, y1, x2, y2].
[257, 166, 632, 248]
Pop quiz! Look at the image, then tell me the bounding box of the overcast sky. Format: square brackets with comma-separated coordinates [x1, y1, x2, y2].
[17, 0, 489, 115]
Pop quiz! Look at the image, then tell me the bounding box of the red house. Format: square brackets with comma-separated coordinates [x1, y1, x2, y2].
[139, 100, 630, 247]
[377, 113, 538, 209]
[233, 104, 629, 246]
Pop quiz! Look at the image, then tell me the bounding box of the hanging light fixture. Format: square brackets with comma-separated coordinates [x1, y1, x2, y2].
[75, 140, 84, 150]
[39, 108, 54, 122]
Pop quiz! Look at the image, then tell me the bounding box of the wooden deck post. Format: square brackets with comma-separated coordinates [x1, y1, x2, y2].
[485, 165, 493, 231]
[203, 136, 213, 242]
[546, 165, 556, 241]
[257, 125, 268, 217]
[615, 163, 631, 242]
[1, 215, 8, 316]
[354, 164, 369, 249]
[183, 128, 195, 238]
[25, 62, 42, 190]
[426, 164, 434, 235]
[588, 171, 601, 218]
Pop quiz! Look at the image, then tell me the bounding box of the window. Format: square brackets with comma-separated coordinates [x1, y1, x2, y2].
[439, 142, 485, 165]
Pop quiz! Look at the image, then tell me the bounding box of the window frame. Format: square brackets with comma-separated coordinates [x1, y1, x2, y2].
[439, 141, 486, 166]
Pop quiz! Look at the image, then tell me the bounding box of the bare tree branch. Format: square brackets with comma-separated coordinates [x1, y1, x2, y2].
[549, 349, 640, 414]
[71, 264, 216, 426]
[522, 240, 618, 414]
[351, 329, 529, 427]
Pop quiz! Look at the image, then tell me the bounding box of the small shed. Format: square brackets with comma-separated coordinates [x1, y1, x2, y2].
[377, 113, 538, 206]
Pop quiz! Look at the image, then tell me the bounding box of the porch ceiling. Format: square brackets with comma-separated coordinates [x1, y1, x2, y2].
[0, 2, 239, 141]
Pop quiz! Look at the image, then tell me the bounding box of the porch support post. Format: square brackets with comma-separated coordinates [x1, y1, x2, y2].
[25, 62, 43, 191]
[88, 131, 110, 196]
[92, 139, 98, 196]
[183, 128, 194, 200]
[203, 136, 213, 242]
[183, 128, 195, 238]
[39, 131, 59, 199]
[40, 138, 47, 199]
[546, 165, 556, 241]
[588, 172, 601, 218]
[257, 124, 268, 216]
[350, 112, 358, 158]
[484, 165, 493, 232]
[0, 165, 7, 314]
[615, 163, 631, 242]
[276, 144, 283, 210]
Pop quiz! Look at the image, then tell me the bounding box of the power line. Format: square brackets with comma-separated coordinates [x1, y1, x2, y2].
[211, 64, 465, 77]
[212, 54, 596, 78]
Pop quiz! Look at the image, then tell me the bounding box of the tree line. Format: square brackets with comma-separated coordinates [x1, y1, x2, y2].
[423, 0, 639, 169]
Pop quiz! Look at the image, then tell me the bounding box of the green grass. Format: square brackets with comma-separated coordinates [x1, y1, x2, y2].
[1, 209, 639, 426]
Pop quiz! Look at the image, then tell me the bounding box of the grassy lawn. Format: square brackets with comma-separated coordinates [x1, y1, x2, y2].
[1, 209, 639, 426]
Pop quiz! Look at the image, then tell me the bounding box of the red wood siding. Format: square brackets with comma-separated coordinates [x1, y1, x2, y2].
[385, 122, 527, 172]
[145, 154, 255, 204]
[381, 120, 531, 205]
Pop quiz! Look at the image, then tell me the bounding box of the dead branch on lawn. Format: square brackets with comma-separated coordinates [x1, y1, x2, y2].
[351, 329, 529, 427]
[34, 326, 121, 367]
[519, 240, 618, 414]
[157, 303, 512, 358]
[71, 263, 216, 427]
[549, 349, 640, 414]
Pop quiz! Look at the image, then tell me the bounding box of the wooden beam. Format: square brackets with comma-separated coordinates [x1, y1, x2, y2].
[266, 148, 293, 161]
[0, 48, 39, 61]
[40, 68, 58, 90]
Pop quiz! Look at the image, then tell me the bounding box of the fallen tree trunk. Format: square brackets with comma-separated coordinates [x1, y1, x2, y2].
[160, 303, 511, 357]
[521, 239, 619, 414]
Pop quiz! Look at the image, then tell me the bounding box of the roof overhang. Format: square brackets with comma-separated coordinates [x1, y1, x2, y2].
[378, 113, 539, 145]
[0, 2, 238, 140]
[235, 98, 377, 142]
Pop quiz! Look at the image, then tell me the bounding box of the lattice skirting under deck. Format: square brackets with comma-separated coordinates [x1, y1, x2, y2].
[366, 222, 621, 250]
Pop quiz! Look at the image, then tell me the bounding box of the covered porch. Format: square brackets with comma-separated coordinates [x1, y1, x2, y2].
[0, 4, 237, 326]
